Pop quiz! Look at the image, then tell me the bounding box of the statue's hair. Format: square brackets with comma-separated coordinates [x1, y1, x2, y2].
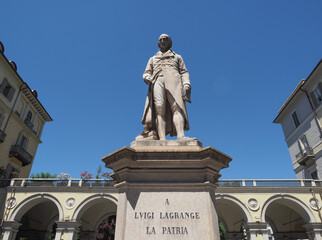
[158, 34, 172, 49]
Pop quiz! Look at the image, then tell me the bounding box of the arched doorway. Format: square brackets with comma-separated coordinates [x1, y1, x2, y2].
[9, 194, 63, 240]
[216, 195, 252, 240]
[72, 194, 117, 240]
[262, 195, 315, 240]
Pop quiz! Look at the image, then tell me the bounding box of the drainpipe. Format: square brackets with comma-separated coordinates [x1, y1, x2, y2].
[2, 83, 26, 133]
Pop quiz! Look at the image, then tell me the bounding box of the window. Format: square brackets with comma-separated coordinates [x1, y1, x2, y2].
[292, 111, 300, 128]
[0, 78, 16, 101]
[24, 111, 33, 130]
[17, 132, 28, 150]
[311, 170, 318, 180]
[310, 83, 322, 109]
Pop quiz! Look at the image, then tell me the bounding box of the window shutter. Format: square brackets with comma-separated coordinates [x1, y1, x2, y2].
[24, 138, 29, 150]
[7, 86, 15, 101]
[0, 113, 4, 128]
[318, 82, 322, 93]
[310, 91, 318, 109]
[23, 137, 29, 150]
[16, 132, 22, 145]
[0, 78, 8, 93]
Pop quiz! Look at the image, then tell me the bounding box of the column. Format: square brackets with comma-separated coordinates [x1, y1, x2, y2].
[304, 223, 322, 240]
[1, 220, 21, 240]
[244, 222, 270, 240]
[55, 221, 80, 240]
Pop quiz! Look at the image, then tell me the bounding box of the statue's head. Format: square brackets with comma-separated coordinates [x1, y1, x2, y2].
[158, 34, 172, 52]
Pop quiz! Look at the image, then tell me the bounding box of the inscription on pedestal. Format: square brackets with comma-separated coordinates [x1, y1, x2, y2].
[132, 198, 202, 236]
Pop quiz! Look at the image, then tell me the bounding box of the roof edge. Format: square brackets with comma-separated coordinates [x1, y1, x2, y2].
[273, 59, 322, 123]
[0, 44, 53, 122]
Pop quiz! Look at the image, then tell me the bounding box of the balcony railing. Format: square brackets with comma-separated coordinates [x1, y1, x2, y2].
[295, 147, 313, 159]
[7, 178, 115, 188]
[218, 179, 322, 187]
[2, 178, 322, 188]
[9, 145, 33, 166]
[295, 148, 315, 165]
[0, 129, 6, 143]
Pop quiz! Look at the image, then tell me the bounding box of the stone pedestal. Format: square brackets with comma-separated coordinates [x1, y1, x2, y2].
[102, 140, 232, 240]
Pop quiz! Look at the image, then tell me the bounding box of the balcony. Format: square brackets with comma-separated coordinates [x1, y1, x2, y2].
[7, 178, 322, 188]
[0, 129, 6, 143]
[296, 148, 315, 165]
[9, 145, 33, 166]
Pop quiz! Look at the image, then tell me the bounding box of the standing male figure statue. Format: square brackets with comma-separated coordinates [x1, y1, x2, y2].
[136, 34, 193, 141]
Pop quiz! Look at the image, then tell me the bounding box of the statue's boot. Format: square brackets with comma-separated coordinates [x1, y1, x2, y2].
[135, 131, 158, 140]
[177, 136, 197, 141]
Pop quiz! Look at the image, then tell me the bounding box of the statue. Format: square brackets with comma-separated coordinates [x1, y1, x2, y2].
[136, 34, 193, 141]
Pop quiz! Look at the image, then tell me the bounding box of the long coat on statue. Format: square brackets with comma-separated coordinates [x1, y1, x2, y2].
[141, 49, 191, 137]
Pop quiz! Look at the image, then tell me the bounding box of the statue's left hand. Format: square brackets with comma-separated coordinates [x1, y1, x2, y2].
[184, 84, 191, 92]
[144, 76, 153, 85]
[183, 84, 191, 103]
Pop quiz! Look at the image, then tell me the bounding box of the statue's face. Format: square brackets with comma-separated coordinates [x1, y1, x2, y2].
[159, 36, 170, 51]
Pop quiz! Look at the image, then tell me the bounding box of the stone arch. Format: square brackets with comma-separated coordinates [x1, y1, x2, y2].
[72, 194, 117, 239]
[261, 194, 316, 239]
[72, 193, 117, 221]
[9, 193, 63, 240]
[216, 194, 253, 222]
[215, 194, 253, 239]
[9, 193, 64, 221]
[261, 194, 316, 223]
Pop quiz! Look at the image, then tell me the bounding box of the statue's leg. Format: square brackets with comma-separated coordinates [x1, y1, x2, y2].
[173, 110, 185, 139]
[167, 94, 185, 139]
[153, 79, 166, 140]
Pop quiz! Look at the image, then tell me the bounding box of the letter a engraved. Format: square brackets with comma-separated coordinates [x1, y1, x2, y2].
[165, 199, 170, 205]
[146, 227, 156, 234]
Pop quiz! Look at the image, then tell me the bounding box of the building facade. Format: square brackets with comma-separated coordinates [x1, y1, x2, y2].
[1, 178, 322, 240]
[0, 41, 52, 180]
[274, 60, 322, 179]
[0, 41, 52, 226]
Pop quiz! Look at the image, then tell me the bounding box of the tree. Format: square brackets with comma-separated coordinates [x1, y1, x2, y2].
[30, 172, 57, 178]
[80, 171, 93, 179]
[48, 223, 57, 240]
[219, 221, 226, 240]
[95, 165, 113, 180]
[96, 215, 116, 240]
[96, 165, 102, 179]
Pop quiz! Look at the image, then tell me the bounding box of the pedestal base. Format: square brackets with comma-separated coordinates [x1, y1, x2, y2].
[102, 140, 232, 240]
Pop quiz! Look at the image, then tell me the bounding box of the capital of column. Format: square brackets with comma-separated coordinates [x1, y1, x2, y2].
[1, 221, 22, 240]
[1, 220, 22, 231]
[304, 223, 322, 231]
[244, 222, 270, 240]
[55, 221, 80, 233]
[304, 223, 322, 240]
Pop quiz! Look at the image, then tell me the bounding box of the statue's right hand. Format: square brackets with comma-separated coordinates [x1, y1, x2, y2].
[144, 76, 153, 85]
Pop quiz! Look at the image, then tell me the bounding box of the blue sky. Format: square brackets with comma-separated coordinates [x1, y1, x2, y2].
[1, 1, 321, 179]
